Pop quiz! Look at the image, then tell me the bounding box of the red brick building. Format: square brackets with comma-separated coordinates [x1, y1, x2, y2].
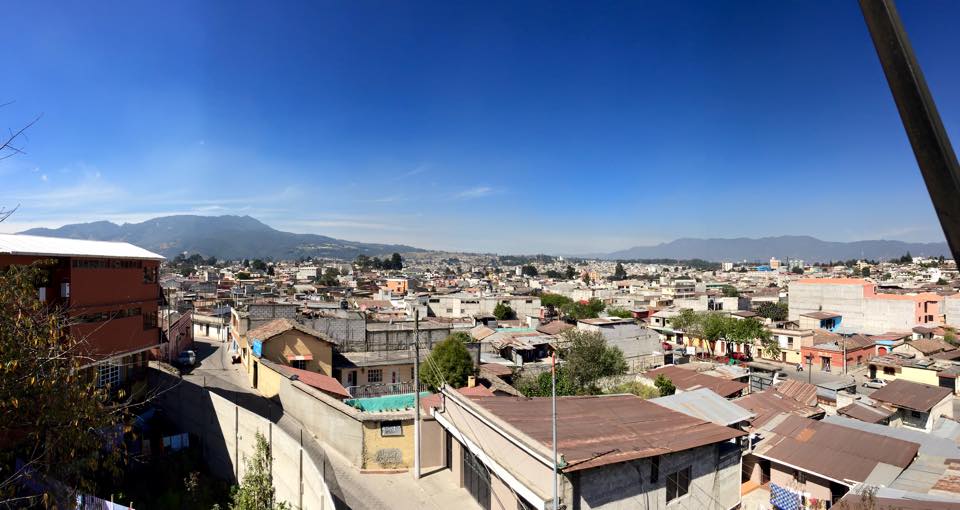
[799, 331, 876, 373]
[0, 234, 164, 388]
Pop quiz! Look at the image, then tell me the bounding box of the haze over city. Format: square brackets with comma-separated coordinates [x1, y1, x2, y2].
[2, 1, 960, 254]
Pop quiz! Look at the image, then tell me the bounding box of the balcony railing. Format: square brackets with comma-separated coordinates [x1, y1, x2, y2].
[346, 381, 416, 399]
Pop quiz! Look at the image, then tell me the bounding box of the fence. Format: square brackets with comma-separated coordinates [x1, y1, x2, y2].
[346, 381, 415, 398]
[148, 369, 336, 510]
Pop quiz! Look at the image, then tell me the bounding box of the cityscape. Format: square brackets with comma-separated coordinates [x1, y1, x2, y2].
[2, 2, 960, 510]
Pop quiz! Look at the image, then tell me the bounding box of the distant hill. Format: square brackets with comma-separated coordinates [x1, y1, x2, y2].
[20, 215, 425, 260]
[602, 235, 950, 263]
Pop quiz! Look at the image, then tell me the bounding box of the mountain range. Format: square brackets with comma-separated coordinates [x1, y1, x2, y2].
[20, 215, 424, 260]
[601, 236, 950, 262]
[18, 215, 950, 263]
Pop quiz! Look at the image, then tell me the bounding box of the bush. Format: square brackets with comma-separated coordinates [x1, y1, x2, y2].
[654, 374, 676, 396]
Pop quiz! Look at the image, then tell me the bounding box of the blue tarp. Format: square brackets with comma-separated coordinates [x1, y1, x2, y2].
[770, 483, 801, 510]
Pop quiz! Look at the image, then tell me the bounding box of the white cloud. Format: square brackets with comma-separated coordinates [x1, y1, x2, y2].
[40, 174, 47, 182]
[452, 186, 495, 199]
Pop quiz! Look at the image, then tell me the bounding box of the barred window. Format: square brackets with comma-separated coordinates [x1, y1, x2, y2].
[666, 466, 691, 503]
[367, 369, 382, 383]
[97, 363, 121, 389]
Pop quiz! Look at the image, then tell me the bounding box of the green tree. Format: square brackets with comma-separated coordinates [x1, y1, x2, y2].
[420, 333, 475, 391]
[791, 266, 804, 275]
[562, 298, 605, 320]
[354, 254, 371, 269]
[236, 271, 252, 280]
[613, 262, 627, 281]
[493, 302, 516, 320]
[654, 374, 676, 396]
[945, 330, 958, 347]
[938, 277, 949, 285]
[607, 380, 660, 399]
[251, 259, 267, 271]
[520, 265, 538, 277]
[721, 285, 739, 297]
[318, 267, 340, 286]
[564, 265, 576, 279]
[899, 252, 913, 264]
[756, 302, 788, 321]
[515, 367, 577, 397]
[267, 265, 275, 276]
[206, 256, 218, 266]
[544, 269, 562, 279]
[540, 293, 573, 309]
[0, 262, 122, 505]
[559, 330, 627, 393]
[861, 267, 871, 278]
[606, 308, 633, 319]
[389, 253, 403, 271]
[583, 273, 592, 285]
[229, 432, 289, 510]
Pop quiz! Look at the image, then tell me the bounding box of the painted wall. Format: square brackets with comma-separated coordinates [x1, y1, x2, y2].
[261, 329, 333, 375]
[769, 464, 834, 503]
[361, 419, 415, 470]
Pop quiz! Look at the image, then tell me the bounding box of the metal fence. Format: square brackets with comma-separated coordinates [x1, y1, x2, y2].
[345, 381, 416, 398]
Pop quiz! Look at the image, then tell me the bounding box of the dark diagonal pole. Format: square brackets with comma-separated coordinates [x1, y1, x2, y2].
[859, 0, 960, 262]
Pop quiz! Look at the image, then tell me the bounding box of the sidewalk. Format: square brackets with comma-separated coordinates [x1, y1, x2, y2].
[184, 337, 477, 510]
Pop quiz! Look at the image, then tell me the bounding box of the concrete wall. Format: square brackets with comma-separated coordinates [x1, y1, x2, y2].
[945, 295, 960, 327]
[769, 463, 833, 503]
[148, 369, 334, 509]
[575, 444, 741, 510]
[309, 313, 366, 349]
[789, 282, 866, 331]
[275, 373, 417, 470]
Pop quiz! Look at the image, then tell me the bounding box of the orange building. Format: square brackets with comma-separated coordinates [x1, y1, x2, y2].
[0, 234, 164, 388]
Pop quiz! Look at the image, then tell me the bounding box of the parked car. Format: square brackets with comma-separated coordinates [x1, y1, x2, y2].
[863, 378, 887, 389]
[730, 352, 752, 362]
[176, 350, 196, 367]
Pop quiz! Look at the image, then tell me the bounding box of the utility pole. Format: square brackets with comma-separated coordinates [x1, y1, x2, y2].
[551, 352, 558, 510]
[807, 355, 812, 385]
[413, 308, 421, 480]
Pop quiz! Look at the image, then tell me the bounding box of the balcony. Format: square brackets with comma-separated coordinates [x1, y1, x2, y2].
[346, 381, 416, 398]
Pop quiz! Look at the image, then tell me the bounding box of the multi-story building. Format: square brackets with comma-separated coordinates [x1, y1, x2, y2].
[789, 278, 944, 334]
[0, 234, 163, 388]
[427, 294, 541, 319]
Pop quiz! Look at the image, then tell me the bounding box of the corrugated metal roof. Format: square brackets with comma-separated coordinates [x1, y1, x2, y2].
[735, 390, 824, 428]
[0, 233, 164, 260]
[837, 401, 896, 423]
[823, 415, 960, 458]
[869, 379, 953, 412]
[754, 415, 919, 485]
[469, 394, 745, 472]
[650, 388, 755, 426]
[646, 365, 748, 397]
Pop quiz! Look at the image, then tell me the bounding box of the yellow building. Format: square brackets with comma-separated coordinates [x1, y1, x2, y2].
[244, 318, 336, 392]
[868, 353, 960, 394]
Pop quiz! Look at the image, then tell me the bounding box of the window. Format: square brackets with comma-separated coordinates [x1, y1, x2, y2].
[143, 313, 157, 330]
[97, 362, 121, 388]
[380, 420, 402, 437]
[650, 455, 660, 483]
[367, 369, 382, 383]
[60, 282, 70, 298]
[911, 410, 923, 419]
[291, 359, 307, 370]
[666, 466, 691, 503]
[884, 367, 896, 376]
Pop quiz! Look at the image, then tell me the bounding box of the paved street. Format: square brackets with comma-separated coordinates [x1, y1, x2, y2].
[181, 335, 478, 510]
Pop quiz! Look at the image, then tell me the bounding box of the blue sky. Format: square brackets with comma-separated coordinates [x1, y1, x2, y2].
[1, 1, 958, 254]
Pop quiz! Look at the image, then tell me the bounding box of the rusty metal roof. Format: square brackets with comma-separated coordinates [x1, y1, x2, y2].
[774, 379, 819, 406]
[735, 390, 824, 428]
[837, 401, 896, 424]
[470, 394, 745, 472]
[869, 379, 953, 412]
[646, 365, 748, 398]
[650, 388, 755, 426]
[754, 415, 919, 485]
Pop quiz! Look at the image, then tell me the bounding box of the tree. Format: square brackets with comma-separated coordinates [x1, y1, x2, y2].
[721, 285, 739, 298]
[515, 367, 577, 397]
[559, 330, 627, 393]
[389, 253, 403, 271]
[791, 266, 804, 275]
[654, 374, 676, 396]
[419, 333, 475, 391]
[236, 271, 252, 280]
[242, 259, 250, 268]
[354, 254, 370, 269]
[583, 273, 592, 285]
[562, 298, 605, 320]
[266, 266, 275, 276]
[318, 267, 340, 286]
[899, 252, 913, 264]
[0, 262, 122, 505]
[251, 259, 267, 271]
[756, 302, 788, 322]
[938, 277, 949, 285]
[540, 293, 573, 309]
[206, 256, 218, 266]
[493, 303, 516, 321]
[520, 265, 538, 277]
[544, 269, 562, 279]
[861, 267, 871, 278]
[229, 431, 289, 510]
[613, 262, 627, 281]
[564, 265, 576, 280]
[606, 308, 633, 319]
[607, 380, 660, 399]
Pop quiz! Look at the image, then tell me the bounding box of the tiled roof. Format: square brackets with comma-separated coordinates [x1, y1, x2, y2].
[247, 318, 336, 345]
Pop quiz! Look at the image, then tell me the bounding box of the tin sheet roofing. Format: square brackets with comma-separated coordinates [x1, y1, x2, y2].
[647, 365, 748, 398]
[869, 379, 953, 412]
[837, 401, 896, 423]
[754, 415, 919, 484]
[735, 390, 824, 428]
[650, 388, 755, 426]
[0, 233, 164, 260]
[470, 394, 744, 472]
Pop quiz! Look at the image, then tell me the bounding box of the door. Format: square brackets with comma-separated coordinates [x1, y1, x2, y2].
[781, 352, 787, 362]
[347, 371, 356, 386]
[462, 447, 491, 509]
[821, 356, 831, 372]
[253, 361, 259, 388]
[445, 431, 453, 470]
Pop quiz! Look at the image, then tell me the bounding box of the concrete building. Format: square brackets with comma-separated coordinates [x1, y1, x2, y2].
[766, 328, 815, 365]
[789, 278, 944, 334]
[427, 294, 541, 319]
[0, 234, 164, 389]
[242, 318, 337, 393]
[424, 388, 745, 510]
[868, 379, 954, 432]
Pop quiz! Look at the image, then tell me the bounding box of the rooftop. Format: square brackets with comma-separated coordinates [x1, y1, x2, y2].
[869, 379, 953, 412]
[0, 233, 164, 260]
[646, 365, 748, 398]
[466, 393, 744, 472]
[650, 388, 755, 426]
